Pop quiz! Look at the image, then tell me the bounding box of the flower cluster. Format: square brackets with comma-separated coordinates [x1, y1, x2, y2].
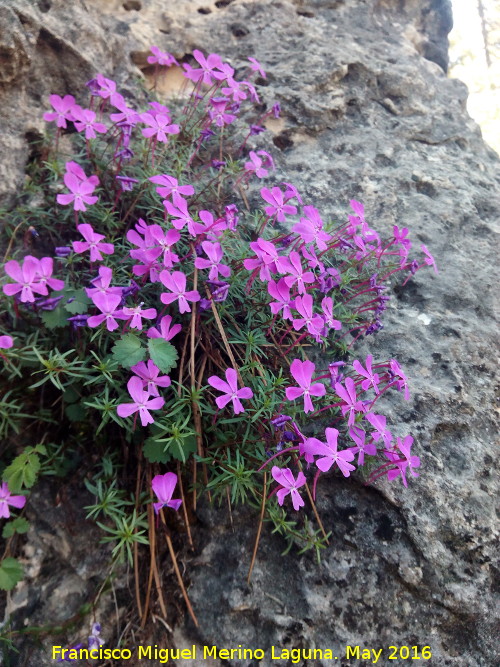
[0, 44, 436, 589]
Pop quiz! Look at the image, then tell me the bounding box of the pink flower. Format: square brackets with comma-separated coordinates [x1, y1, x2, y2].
[271, 466, 306, 511]
[248, 57, 266, 79]
[209, 97, 237, 127]
[122, 303, 157, 330]
[147, 315, 182, 341]
[149, 174, 195, 200]
[352, 354, 380, 394]
[267, 278, 293, 319]
[87, 292, 126, 331]
[364, 413, 392, 447]
[0, 335, 14, 349]
[72, 107, 107, 139]
[0, 482, 26, 519]
[159, 271, 200, 314]
[57, 173, 98, 212]
[148, 46, 178, 67]
[285, 359, 326, 413]
[335, 378, 365, 426]
[65, 161, 99, 188]
[43, 94, 76, 128]
[421, 244, 438, 274]
[292, 206, 331, 251]
[85, 266, 122, 299]
[151, 472, 182, 514]
[141, 113, 180, 143]
[183, 49, 226, 85]
[260, 187, 297, 223]
[109, 94, 140, 126]
[207, 367, 253, 414]
[164, 196, 205, 237]
[131, 360, 171, 396]
[72, 224, 114, 262]
[282, 251, 315, 294]
[94, 74, 117, 101]
[3, 257, 48, 303]
[291, 294, 324, 338]
[348, 425, 377, 465]
[390, 359, 410, 400]
[30, 257, 65, 292]
[320, 297, 342, 332]
[303, 428, 356, 476]
[194, 241, 231, 280]
[385, 436, 420, 487]
[117, 376, 165, 427]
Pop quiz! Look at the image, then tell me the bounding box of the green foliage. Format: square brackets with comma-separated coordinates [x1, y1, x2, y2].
[3, 445, 46, 492]
[2, 517, 30, 539]
[147, 338, 178, 374]
[111, 334, 146, 368]
[0, 558, 23, 591]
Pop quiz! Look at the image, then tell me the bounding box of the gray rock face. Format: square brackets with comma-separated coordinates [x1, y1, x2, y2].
[1, 0, 498, 665]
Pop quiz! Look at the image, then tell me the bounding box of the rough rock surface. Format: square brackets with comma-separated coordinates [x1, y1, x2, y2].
[0, 0, 499, 666]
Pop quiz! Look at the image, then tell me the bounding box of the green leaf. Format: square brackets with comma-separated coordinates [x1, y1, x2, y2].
[40, 306, 68, 329]
[65, 402, 86, 422]
[0, 558, 23, 591]
[111, 334, 146, 369]
[2, 517, 30, 539]
[147, 338, 178, 374]
[63, 288, 91, 315]
[143, 440, 170, 464]
[3, 447, 41, 492]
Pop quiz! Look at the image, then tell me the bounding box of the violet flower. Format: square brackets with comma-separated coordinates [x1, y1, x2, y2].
[285, 359, 326, 414]
[151, 472, 182, 514]
[271, 466, 306, 511]
[131, 360, 171, 396]
[208, 367, 253, 414]
[72, 224, 114, 262]
[117, 376, 165, 427]
[0, 482, 26, 519]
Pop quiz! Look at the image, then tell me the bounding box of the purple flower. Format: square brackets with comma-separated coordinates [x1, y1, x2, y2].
[3, 256, 48, 303]
[385, 436, 420, 487]
[335, 377, 365, 426]
[131, 360, 171, 396]
[248, 56, 266, 78]
[117, 376, 165, 427]
[224, 204, 239, 231]
[303, 428, 356, 477]
[149, 174, 195, 200]
[194, 241, 231, 280]
[282, 251, 315, 294]
[291, 294, 324, 338]
[43, 94, 76, 128]
[364, 413, 392, 447]
[151, 472, 182, 514]
[244, 151, 270, 179]
[292, 206, 331, 251]
[141, 113, 180, 143]
[267, 278, 293, 320]
[328, 361, 345, 388]
[55, 246, 72, 258]
[260, 186, 297, 223]
[250, 124, 266, 135]
[87, 293, 126, 332]
[209, 97, 237, 127]
[352, 354, 380, 394]
[389, 359, 410, 400]
[85, 266, 122, 299]
[0, 335, 14, 349]
[207, 367, 253, 414]
[72, 107, 107, 139]
[159, 270, 200, 314]
[88, 623, 105, 651]
[148, 46, 178, 67]
[116, 175, 139, 192]
[0, 482, 26, 519]
[183, 50, 226, 85]
[271, 466, 306, 511]
[72, 224, 114, 262]
[421, 244, 438, 274]
[348, 426, 377, 465]
[57, 173, 98, 212]
[285, 359, 326, 414]
[122, 303, 157, 330]
[272, 102, 281, 118]
[147, 315, 182, 341]
[321, 297, 342, 332]
[164, 196, 204, 237]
